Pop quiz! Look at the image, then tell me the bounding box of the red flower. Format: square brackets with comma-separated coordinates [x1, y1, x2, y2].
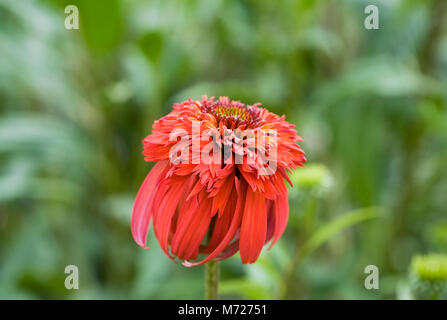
[132, 96, 306, 265]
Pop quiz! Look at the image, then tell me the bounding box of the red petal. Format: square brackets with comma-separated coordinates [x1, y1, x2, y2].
[216, 233, 240, 261]
[186, 178, 205, 201]
[264, 200, 275, 245]
[131, 160, 168, 249]
[210, 169, 235, 217]
[171, 190, 213, 260]
[183, 178, 245, 267]
[268, 193, 289, 249]
[240, 188, 267, 264]
[203, 189, 238, 253]
[152, 177, 189, 259]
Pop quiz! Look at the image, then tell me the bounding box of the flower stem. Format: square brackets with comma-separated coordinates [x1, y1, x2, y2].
[205, 260, 219, 300]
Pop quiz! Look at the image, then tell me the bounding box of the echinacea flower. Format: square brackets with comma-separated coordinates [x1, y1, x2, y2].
[132, 96, 306, 266]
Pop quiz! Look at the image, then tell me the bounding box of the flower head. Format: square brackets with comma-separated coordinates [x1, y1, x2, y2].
[132, 96, 306, 265]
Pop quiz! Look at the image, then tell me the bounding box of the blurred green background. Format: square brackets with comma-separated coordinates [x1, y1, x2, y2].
[1, 0, 447, 299]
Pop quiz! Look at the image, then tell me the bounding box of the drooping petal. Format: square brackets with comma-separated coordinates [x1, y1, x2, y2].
[216, 236, 240, 261]
[268, 193, 289, 249]
[171, 190, 213, 260]
[202, 188, 238, 253]
[240, 187, 267, 264]
[131, 160, 168, 249]
[264, 200, 275, 245]
[183, 178, 246, 267]
[152, 176, 189, 259]
[210, 166, 235, 216]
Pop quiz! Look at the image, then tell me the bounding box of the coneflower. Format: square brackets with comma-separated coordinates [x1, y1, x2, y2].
[132, 96, 306, 267]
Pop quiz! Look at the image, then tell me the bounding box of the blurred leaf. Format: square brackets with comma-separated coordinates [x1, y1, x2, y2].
[317, 57, 443, 104]
[77, 0, 124, 53]
[139, 32, 164, 64]
[299, 207, 381, 259]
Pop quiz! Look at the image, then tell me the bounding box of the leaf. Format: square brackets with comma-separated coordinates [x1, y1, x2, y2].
[77, 0, 124, 53]
[139, 32, 164, 64]
[299, 207, 381, 259]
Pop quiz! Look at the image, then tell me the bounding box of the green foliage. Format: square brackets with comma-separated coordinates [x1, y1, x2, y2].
[299, 207, 380, 260]
[1, 0, 446, 299]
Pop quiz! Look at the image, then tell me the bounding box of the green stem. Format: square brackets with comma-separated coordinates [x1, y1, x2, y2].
[205, 260, 219, 300]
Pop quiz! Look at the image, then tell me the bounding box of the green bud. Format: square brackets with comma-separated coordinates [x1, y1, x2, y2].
[290, 163, 332, 189]
[409, 254, 447, 299]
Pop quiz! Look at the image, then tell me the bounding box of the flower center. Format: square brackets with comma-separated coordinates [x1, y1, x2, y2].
[201, 97, 262, 128]
[213, 105, 250, 121]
